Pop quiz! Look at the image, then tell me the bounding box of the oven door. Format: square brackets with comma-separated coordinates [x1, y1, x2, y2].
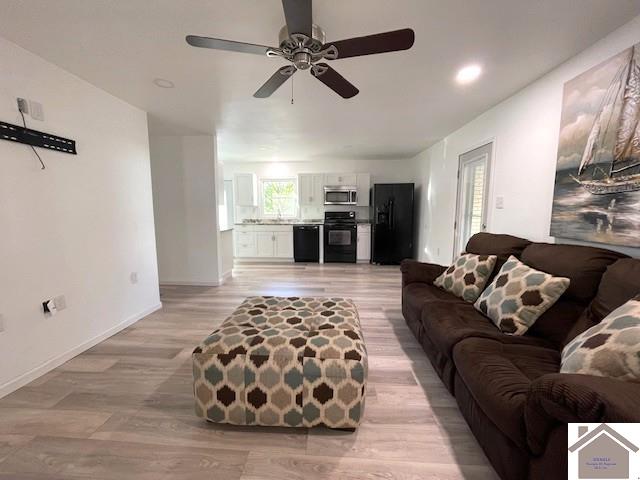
[324, 225, 357, 263]
[324, 188, 357, 205]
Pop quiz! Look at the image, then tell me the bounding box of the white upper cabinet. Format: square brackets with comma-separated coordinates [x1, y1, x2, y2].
[298, 173, 324, 207]
[356, 173, 371, 207]
[234, 173, 257, 206]
[325, 173, 357, 186]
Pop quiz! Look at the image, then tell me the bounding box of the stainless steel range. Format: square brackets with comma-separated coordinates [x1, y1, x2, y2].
[323, 211, 357, 263]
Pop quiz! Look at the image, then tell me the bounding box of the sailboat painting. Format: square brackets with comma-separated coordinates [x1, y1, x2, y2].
[551, 42, 640, 247]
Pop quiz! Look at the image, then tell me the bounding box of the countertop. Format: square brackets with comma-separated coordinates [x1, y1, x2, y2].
[235, 219, 372, 226]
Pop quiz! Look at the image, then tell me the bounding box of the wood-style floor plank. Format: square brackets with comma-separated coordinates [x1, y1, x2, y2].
[0, 263, 498, 479]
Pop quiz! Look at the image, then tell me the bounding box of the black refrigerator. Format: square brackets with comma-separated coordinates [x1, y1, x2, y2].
[371, 183, 414, 264]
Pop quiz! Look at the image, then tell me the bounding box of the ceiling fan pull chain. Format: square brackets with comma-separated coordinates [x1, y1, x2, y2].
[291, 75, 294, 104]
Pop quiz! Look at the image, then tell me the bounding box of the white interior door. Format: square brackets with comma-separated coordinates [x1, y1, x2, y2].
[454, 143, 492, 257]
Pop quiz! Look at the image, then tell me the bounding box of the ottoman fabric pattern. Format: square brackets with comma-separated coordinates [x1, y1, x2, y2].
[193, 296, 367, 429]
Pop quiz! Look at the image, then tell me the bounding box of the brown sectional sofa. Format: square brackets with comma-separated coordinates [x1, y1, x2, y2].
[400, 232, 640, 480]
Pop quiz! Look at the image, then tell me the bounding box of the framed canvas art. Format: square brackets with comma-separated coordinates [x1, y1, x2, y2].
[550, 42, 640, 247]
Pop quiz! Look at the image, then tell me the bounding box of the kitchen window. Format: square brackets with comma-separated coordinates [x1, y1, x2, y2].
[260, 178, 297, 218]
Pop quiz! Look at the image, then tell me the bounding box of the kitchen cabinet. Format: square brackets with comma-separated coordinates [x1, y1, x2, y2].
[325, 173, 357, 186]
[274, 231, 294, 257]
[256, 232, 275, 257]
[235, 230, 257, 257]
[298, 173, 324, 206]
[234, 225, 293, 259]
[234, 173, 257, 207]
[356, 173, 371, 207]
[357, 224, 371, 262]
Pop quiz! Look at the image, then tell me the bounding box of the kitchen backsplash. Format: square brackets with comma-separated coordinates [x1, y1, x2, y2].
[235, 205, 371, 223]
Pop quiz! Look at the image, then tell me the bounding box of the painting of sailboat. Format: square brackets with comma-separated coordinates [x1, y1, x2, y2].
[551, 42, 640, 247]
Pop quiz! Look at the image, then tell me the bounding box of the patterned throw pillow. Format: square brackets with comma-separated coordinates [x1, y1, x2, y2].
[433, 253, 497, 302]
[561, 296, 640, 381]
[474, 255, 570, 335]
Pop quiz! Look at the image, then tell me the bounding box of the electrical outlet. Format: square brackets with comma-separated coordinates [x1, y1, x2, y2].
[130, 272, 138, 284]
[54, 295, 67, 311]
[29, 100, 44, 121]
[17, 98, 29, 115]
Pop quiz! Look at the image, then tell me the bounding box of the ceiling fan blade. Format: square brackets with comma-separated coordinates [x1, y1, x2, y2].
[328, 28, 415, 59]
[254, 66, 296, 98]
[311, 63, 358, 99]
[282, 0, 312, 36]
[186, 35, 274, 56]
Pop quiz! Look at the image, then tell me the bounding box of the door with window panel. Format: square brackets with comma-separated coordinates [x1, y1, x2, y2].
[454, 143, 492, 257]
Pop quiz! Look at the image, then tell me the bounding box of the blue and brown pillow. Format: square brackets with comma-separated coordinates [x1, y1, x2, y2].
[433, 253, 497, 302]
[474, 255, 570, 335]
[561, 296, 640, 382]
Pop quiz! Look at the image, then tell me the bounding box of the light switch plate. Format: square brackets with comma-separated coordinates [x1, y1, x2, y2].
[54, 295, 67, 311]
[130, 272, 138, 284]
[29, 100, 44, 121]
[495, 196, 505, 210]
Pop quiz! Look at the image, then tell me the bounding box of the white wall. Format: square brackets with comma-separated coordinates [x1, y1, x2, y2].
[225, 157, 418, 220]
[414, 15, 640, 265]
[150, 135, 224, 285]
[0, 37, 160, 397]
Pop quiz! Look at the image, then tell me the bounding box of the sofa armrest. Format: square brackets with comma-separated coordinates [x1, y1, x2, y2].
[525, 373, 640, 454]
[400, 259, 446, 287]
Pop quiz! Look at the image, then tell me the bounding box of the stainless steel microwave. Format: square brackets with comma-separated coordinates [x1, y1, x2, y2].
[324, 186, 358, 205]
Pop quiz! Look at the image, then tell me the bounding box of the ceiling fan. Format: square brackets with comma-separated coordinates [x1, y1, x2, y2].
[186, 0, 415, 99]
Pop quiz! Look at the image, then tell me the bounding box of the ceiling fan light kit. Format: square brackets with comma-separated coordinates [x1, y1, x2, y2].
[186, 0, 415, 99]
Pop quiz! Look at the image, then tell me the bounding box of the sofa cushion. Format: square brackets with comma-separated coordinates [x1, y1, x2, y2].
[421, 301, 555, 363]
[589, 258, 640, 322]
[564, 259, 640, 345]
[474, 256, 570, 335]
[465, 233, 531, 279]
[453, 337, 560, 449]
[520, 243, 627, 304]
[561, 296, 640, 382]
[526, 298, 586, 347]
[402, 283, 464, 328]
[434, 253, 497, 302]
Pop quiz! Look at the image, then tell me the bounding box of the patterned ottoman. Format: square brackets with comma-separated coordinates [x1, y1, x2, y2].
[192, 296, 367, 429]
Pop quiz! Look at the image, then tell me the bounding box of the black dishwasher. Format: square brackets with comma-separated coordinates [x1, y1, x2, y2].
[293, 225, 320, 262]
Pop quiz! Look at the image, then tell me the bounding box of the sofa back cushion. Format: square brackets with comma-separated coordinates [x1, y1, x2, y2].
[564, 258, 640, 345]
[589, 258, 640, 321]
[466, 233, 531, 277]
[520, 243, 627, 304]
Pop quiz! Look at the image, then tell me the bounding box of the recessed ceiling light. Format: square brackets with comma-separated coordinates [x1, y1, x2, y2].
[153, 78, 175, 88]
[455, 64, 482, 85]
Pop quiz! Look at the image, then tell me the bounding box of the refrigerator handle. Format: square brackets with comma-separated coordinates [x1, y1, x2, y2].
[389, 199, 394, 229]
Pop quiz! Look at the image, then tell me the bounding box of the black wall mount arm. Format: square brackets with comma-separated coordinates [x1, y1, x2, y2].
[0, 120, 77, 155]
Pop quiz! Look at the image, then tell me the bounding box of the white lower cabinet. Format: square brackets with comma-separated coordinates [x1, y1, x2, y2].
[256, 232, 275, 257]
[234, 225, 294, 259]
[357, 224, 371, 262]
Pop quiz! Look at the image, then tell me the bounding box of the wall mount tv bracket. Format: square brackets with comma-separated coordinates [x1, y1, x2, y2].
[0, 120, 77, 155]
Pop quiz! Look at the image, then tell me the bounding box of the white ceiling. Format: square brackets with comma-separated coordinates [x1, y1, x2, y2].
[1, 0, 640, 163]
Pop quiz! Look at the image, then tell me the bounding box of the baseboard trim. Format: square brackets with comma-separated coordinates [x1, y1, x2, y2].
[159, 280, 220, 286]
[0, 302, 163, 399]
[218, 270, 233, 285]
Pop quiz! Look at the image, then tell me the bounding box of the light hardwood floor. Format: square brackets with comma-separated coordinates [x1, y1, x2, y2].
[0, 263, 499, 480]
